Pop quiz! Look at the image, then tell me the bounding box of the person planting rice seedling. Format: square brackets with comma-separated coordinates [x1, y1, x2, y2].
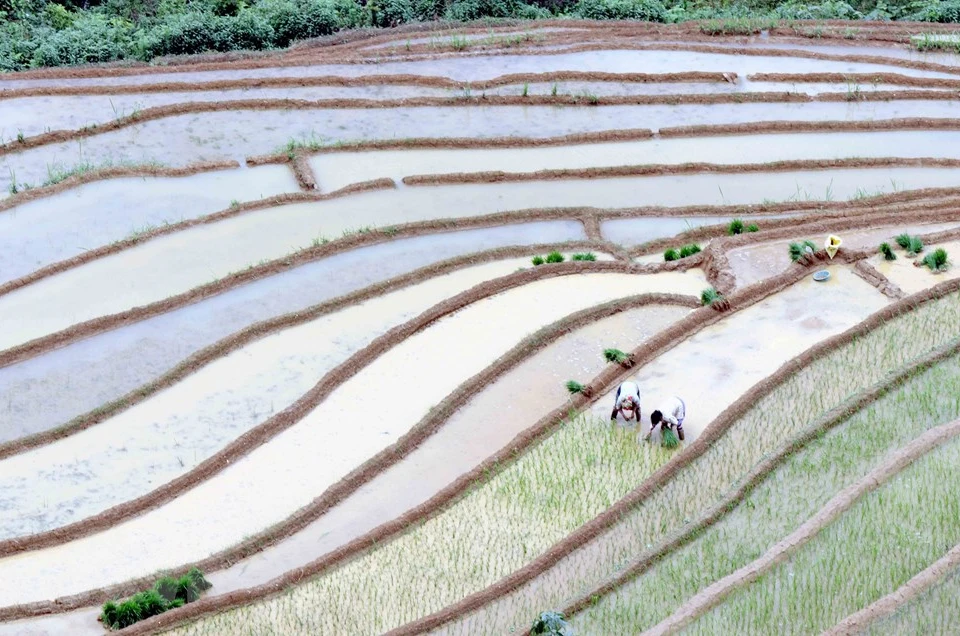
[610, 380, 642, 423]
[644, 395, 686, 447]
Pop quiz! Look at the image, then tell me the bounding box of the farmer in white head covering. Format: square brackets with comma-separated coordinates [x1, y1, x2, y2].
[643, 395, 686, 443]
[610, 380, 642, 423]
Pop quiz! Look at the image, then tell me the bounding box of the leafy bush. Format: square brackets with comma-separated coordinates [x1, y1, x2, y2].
[545, 250, 565, 263]
[663, 248, 679, 262]
[879, 242, 897, 261]
[531, 610, 573, 635]
[572, 252, 597, 261]
[728, 218, 744, 235]
[255, 0, 359, 47]
[773, 0, 862, 20]
[531, 255, 545, 266]
[922, 248, 949, 271]
[679, 243, 701, 258]
[445, 0, 523, 19]
[906, 0, 960, 22]
[30, 14, 132, 67]
[570, 0, 667, 21]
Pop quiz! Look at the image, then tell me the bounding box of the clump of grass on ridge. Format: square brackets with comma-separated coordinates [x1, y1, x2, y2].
[728, 218, 745, 235]
[603, 348, 629, 364]
[922, 248, 949, 272]
[565, 380, 585, 394]
[546, 251, 565, 264]
[572, 252, 597, 261]
[879, 242, 897, 261]
[679, 243, 702, 258]
[789, 240, 817, 262]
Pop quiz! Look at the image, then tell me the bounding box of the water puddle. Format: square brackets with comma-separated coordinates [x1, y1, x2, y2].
[0, 221, 585, 444]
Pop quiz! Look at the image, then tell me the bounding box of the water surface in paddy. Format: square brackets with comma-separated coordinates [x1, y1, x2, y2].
[2, 48, 954, 91]
[7, 100, 960, 192]
[0, 164, 298, 285]
[3, 165, 956, 351]
[0, 221, 585, 443]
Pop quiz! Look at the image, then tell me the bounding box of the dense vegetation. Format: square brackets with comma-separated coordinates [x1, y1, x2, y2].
[1, 0, 959, 72]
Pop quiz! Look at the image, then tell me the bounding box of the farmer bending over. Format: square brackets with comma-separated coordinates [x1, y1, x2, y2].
[644, 396, 686, 442]
[610, 380, 642, 423]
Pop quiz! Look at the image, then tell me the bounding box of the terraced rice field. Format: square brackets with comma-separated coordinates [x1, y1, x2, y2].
[3, 18, 960, 636]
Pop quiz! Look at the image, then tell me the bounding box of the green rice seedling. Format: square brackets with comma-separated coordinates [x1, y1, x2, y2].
[132, 589, 168, 619]
[114, 599, 143, 629]
[922, 248, 949, 272]
[565, 381, 584, 394]
[522, 83, 529, 97]
[101, 600, 120, 629]
[603, 348, 629, 364]
[176, 574, 201, 603]
[879, 242, 897, 261]
[532, 255, 545, 266]
[545, 251, 565, 264]
[664, 248, 680, 262]
[909, 236, 925, 255]
[188, 567, 213, 591]
[679, 244, 702, 258]
[788, 240, 816, 262]
[155, 576, 179, 603]
[895, 233, 912, 249]
[661, 427, 680, 449]
[551, 83, 558, 96]
[572, 253, 597, 261]
[727, 219, 745, 235]
[746, 224, 759, 233]
[700, 287, 721, 306]
[531, 610, 572, 635]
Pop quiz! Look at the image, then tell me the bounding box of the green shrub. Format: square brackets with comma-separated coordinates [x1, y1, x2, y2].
[255, 0, 357, 47]
[565, 380, 584, 394]
[773, 0, 862, 20]
[531, 610, 573, 635]
[603, 348, 628, 364]
[367, 0, 414, 27]
[906, 0, 960, 22]
[727, 218, 744, 235]
[679, 243, 701, 258]
[922, 248, 949, 271]
[895, 233, 912, 249]
[30, 14, 132, 67]
[909, 236, 924, 255]
[531, 255, 545, 266]
[44, 2, 75, 29]
[545, 251, 565, 263]
[572, 252, 597, 261]
[445, 0, 522, 19]
[746, 223, 759, 232]
[663, 248, 679, 262]
[570, 0, 667, 21]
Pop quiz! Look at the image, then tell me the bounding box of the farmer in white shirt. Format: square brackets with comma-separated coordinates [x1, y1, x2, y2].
[610, 380, 642, 423]
[644, 395, 686, 442]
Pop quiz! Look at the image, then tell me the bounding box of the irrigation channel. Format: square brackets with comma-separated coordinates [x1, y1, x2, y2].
[2, 19, 960, 636]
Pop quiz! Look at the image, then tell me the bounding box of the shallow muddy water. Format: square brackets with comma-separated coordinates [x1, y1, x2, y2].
[6, 100, 960, 192]
[200, 304, 691, 598]
[2, 166, 954, 350]
[0, 221, 584, 443]
[0, 165, 298, 285]
[309, 130, 960, 192]
[0, 272, 696, 605]
[728, 222, 960, 288]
